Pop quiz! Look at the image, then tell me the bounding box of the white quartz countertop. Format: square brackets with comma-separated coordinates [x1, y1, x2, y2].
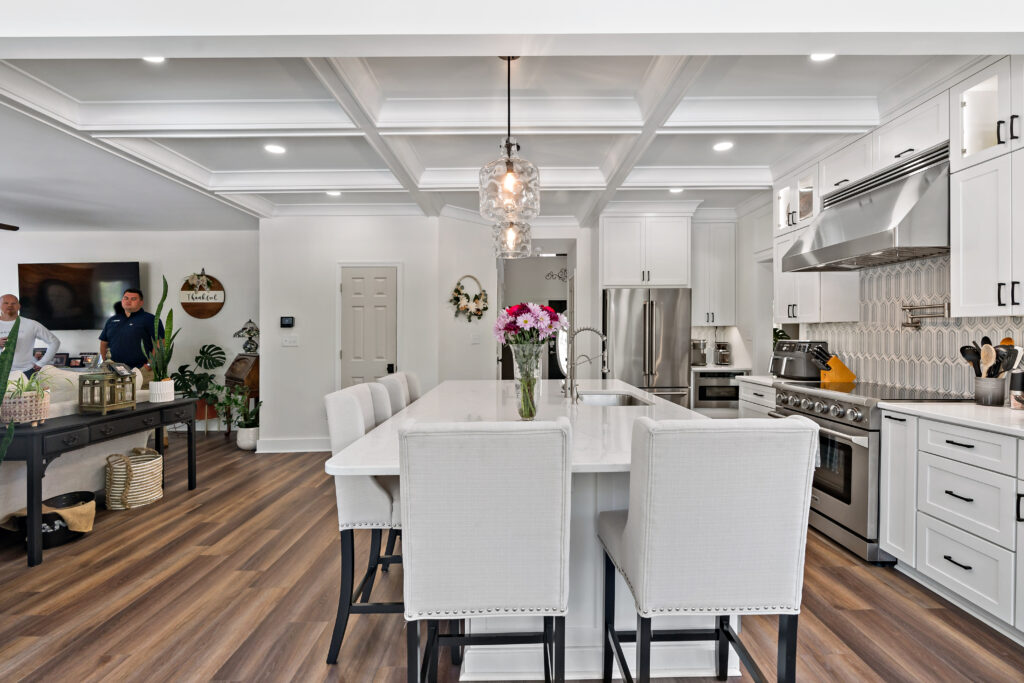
[736, 375, 775, 387]
[324, 379, 708, 476]
[877, 400, 1024, 438]
[692, 365, 751, 372]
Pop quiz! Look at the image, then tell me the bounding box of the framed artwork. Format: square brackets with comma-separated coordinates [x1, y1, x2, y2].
[109, 362, 132, 377]
[79, 352, 99, 368]
[33, 347, 47, 361]
[52, 352, 69, 367]
[68, 357, 82, 368]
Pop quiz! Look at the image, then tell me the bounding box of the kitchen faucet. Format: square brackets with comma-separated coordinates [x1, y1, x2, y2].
[564, 326, 608, 400]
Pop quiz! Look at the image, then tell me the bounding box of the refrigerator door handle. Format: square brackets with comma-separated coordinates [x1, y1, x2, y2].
[648, 299, 657, 384]
[642, 300, 650, 379]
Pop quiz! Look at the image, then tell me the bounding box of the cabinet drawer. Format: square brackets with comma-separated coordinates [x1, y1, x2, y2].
[1018, 440, 1024, 481]
[918, 419, 1016, 475]
[917, 452, 1017, 549]
[90, 412, 161, 440]
[42, 427, 90, 454]
[916, 513, 1015, 624]
[162, 404, 195, 423]
[739, 384, 774, 408]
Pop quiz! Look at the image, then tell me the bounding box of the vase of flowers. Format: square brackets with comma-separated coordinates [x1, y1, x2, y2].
[494, 303, 569, 420]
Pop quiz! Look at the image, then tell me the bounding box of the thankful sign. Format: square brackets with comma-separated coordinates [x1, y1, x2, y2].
[180, 270, 225, 319]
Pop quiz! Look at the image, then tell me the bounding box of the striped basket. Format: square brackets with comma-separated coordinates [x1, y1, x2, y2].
[0, 391, 50, 425]
[105, 448, 163, 510]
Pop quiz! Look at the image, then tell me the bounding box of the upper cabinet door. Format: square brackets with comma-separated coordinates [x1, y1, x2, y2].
[708, 224, 736, 326]
[774, 175, 796, 235]
[950, 58, 1013, 173]
[644, 216, 690, 287]
[1011, 55, 1024, 152]
[690, 223, 711, 326]
[1012, 150, 1024, 315]
[601, 216, 645, 287]
[950, 155, 1013, 317]
[794, 164, 818, 227]
[820, 137, 873, 195]
[773, 233, 797, 323]
[874, 93, 950, 171]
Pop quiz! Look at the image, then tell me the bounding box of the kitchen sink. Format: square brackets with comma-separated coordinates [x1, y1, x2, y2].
[576, 391, 653, 407]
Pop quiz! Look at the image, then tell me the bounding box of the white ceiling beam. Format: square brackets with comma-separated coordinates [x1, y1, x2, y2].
[420, 167, 606, 191]
[208, 168, 404, 192]
[577, 55, 710, 228]
[664, 96, 878, 131]
[622, 166, 773, 189]
[271, 203, 424, 217]
[77, 100, 355, 132]
[306, 57, 443, 216]
[0, 60, 80, 127]
[603, 200, 704, 216]
[377, 96, 642, 130]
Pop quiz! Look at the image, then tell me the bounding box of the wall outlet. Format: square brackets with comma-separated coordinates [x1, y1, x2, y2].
[282, 334, 299, 347]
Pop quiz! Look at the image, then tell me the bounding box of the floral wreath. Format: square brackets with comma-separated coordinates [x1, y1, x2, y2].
[450, 275, 489, 322]
[185, 268, 213, 291]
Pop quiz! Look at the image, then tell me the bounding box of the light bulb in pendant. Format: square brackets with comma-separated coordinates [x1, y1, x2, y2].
[503, 171, 519, 193]
[506, 225, 517, 249]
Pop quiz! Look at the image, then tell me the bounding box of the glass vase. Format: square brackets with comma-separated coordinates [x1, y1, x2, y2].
[510, 342, 544, 420]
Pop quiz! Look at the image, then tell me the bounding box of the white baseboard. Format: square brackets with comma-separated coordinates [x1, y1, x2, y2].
[256, 436, 330, 453]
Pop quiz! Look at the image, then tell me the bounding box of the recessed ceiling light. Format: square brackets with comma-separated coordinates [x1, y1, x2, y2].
[669, 188, 685, 194]
[712, 141, 734, 152]
[142, 56, 165, 64]
[809, 53, 836, 62]
[264, 144, 286, 154]
[325, 191, 341, 197]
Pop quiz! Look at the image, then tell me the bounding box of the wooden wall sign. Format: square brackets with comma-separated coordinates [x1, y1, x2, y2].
[179, 269, 225, 319]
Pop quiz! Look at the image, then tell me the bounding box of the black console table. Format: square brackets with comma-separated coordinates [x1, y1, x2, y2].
[5, 398, 197, 566]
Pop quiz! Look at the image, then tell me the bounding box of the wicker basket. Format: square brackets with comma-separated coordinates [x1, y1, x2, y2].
[0, 391, 50, 425]
[105, 448, 163, 510]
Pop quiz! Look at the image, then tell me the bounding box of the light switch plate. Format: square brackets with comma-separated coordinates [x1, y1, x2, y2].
[282, 334, 299, 347]
[471, 332, 481, 345]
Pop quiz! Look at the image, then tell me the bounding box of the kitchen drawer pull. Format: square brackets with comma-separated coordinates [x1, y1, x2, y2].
[943, 555, 973, 571]
[884, 415, 906, 422]
[997, 282, 1006, 306]
[1017, 494, 1023, 522]
[833, 179, 849, 187]
[1013, 281, 1020, 306]
[752, 392, 765, 398]
[945, 439, 975, 449]
[1011, 114, 1020, 140]
[894, 147, 915, 158]
[944, 489, 975, 503]
[996, 119, 1006, 145]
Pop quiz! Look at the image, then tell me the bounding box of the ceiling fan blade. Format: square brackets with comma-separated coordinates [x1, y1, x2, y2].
[0, 223, 20, 231]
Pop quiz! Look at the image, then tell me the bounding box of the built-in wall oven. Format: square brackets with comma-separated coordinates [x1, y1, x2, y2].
[693, 371, 747, 409]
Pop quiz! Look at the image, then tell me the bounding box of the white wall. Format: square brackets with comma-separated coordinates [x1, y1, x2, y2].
[0, 228, 259, 382]
[735, 199, 774, 374]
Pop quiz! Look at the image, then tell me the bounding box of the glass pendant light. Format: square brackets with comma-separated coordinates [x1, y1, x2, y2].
[480, 56, 538, 258]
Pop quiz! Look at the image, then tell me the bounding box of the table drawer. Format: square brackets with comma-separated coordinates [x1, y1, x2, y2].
[917, 452, 1017, 550]
[162, 404, 195, 423]
[918, 419, 1016, 475]
[739, 384, 774, 408]
[90, 412, 161, 440]
[916, 513, 1015, 624]
[42, 427, 90, 454]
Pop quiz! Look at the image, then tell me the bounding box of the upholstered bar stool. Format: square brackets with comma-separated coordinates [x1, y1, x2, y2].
[598, 416, 818, 683]
[379, 371, 421, 414]
[323, 383, 402, 665]
[399, 419, 573, 683]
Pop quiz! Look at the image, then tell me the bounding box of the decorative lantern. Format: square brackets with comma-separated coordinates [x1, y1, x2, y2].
[79, 358, 137, 415]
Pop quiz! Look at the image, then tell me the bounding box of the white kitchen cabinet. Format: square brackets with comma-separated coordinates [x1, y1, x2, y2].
[873, 92, 949, 171]
[773, 163, 818, 236]
[738, 381, 775, 419]
[1013, 56, 1024, 153]
[819, 136, 873, 195]
[772, 231, 858, 324]
[600, 215, 690, 287]
[950, 153, 1020, 318]
[1017, 479, 1023, 629]
[880, 412, 918, 567]
[691, 222, 735, 326]
[950, 57, 1014, 173]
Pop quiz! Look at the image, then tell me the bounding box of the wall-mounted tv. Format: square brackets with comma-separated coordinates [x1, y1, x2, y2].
[18, 262, 141, 330]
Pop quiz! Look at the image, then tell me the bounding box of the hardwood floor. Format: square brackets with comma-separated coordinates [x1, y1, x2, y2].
[1, 434, 1023, 682]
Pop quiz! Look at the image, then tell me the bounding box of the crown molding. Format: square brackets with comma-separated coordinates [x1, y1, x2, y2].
[439, 204, 489, 225]
[622, 165, 772, 188]
[603, 199, 704, 216]
[735, 191, 772, 218]
[439, 204, 579, 229]
[420, 166, 606, 190]
[665, 96, 878, 130]
[216, 192, 276, 217]
[0, 60, 80, 126]
[271, 202, 425, 217]
[207, 168, 403, 192]
[102, 137, 214, 186]
[377, 96, 642, 130]
[76, 99, 354, 132]
[693, 207, 737, 222]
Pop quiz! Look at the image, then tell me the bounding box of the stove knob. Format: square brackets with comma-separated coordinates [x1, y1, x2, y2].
[777, 393, 786, 405]
[829, 404, 844, 418]
[846, 408, 863, 422]
[800, 398, 813, 410]
[814, 401, 827, 414]
[788, 395, 801, 407]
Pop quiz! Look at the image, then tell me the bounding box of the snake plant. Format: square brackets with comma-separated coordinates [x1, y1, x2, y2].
[0, 316, 21, 464]
[143, 276, 180, 381]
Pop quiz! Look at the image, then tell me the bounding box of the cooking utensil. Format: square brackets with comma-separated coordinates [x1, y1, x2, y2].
[996, 345, 1019, 375]
[960, 345, 982, 377]
[979, 344, 996, 378]
[981, 336, 993, 347]
[1000, 337, 1015, 346]
[992, 346, 1009, 377]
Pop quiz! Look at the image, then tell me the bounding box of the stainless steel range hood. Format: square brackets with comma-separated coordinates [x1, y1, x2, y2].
[782, 142, 949, 272]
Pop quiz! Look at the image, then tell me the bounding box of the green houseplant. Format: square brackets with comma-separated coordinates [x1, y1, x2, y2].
[172, 343, 226, 419]
[0, 316, 20, 464]
[232, 388, 261, 451]
[145, 276, 180, 403]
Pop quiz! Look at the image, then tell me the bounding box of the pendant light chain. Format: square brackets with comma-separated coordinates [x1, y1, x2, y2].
[506, 56, 511, 143]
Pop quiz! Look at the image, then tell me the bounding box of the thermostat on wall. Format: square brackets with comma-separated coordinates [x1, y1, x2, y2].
[280, 316, 295, 328]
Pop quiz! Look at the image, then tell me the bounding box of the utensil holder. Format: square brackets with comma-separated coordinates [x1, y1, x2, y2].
[974, 377, 1006, 406]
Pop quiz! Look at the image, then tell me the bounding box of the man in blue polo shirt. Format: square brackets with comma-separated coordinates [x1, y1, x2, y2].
[99, 288, 160, 378]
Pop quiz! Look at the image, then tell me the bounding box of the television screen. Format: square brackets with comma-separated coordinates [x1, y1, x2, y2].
[18, 262, 141, 330]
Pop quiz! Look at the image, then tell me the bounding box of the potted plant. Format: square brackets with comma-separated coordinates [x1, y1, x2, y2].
[233, 390, 261, 451]
[2, 373, 51, 426]
[0, 316, 20, 464]
[145, 276, 180, 403]
[171, 344, 226, 420]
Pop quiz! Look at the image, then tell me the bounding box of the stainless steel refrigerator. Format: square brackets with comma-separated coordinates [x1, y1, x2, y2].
[603, 288, 692, 406]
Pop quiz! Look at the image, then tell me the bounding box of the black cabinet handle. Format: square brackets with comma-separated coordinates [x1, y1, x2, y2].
[752, 392, 765, 398]
[792, 304, 798, 318]
[945, 439, 975, 449]
[997, 282, 1006, 306]
[711, 312, 715, 323]
[705, 312, 709, 323]
[1012, 114, 1020, 140]
[1013, 281, 1021, 306]
[943, 555, 973, 571]
[944, 489, 975, 503]
[790, 210, 797, 225]
[996, 119, 1006, 144]
[894, 147, 915, 158]
[833, 179, 849, 186]
[1017, 493, 1023, 522]
[884, 415, 907, 422]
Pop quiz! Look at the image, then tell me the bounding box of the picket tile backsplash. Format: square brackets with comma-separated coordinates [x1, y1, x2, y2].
[803, 256, 1023, 397]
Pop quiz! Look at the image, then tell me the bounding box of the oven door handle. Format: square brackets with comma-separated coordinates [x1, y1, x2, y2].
[767, 411, 869, 448]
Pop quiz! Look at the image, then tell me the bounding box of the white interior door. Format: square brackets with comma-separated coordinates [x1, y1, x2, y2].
[340, 266, 397, 387]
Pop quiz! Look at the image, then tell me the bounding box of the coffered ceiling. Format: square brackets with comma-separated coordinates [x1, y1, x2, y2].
[0, 50, 982, 230]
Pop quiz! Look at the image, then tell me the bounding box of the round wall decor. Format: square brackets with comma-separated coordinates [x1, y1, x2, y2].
[450, 274, 488, 322]
[179, 269, 225, 319]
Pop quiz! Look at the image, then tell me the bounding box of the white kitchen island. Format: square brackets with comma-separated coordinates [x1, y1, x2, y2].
[325, 379, 741, 680]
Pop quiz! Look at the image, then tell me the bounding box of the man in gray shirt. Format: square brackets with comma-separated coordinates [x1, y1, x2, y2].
[0, 293, 61, 377]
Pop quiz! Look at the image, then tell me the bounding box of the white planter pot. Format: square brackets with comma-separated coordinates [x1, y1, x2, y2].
[148, 379, 176, 403]
[236, 427, 259, 451]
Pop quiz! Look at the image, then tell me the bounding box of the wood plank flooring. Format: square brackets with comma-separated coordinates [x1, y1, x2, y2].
[1, 434, 1023, 681]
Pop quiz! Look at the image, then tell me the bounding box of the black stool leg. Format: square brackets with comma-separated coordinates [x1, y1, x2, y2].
[715, 615, 729, 680]
[326, 529, 355, 664]
[543, 616, 553, 683]
[360, 529, 382, 603]
[778, 614, 799, 683]
[602, 553, 615, 683]
[426, 620, 440, 683]
[382, 528, 400, 572]
[554, 615, 565, 683]
[449, 619, 463, 666]
[637, 615, 652, 683]
[406, 621, 420, 683]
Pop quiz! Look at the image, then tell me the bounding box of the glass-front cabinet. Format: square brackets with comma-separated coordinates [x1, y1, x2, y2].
[773, 162, 818, 235]
[950, 57, 1016, 172]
